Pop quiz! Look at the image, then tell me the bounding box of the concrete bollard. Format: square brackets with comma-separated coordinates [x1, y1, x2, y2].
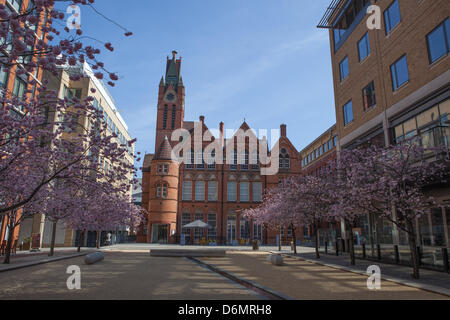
[84, 252, 104, 265]
[267, 254, 283, 266]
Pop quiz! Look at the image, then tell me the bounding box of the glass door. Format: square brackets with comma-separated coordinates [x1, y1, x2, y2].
[227, 214, 236, 245]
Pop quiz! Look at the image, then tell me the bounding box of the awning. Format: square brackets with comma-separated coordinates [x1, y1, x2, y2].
[182, 220, 211, 229]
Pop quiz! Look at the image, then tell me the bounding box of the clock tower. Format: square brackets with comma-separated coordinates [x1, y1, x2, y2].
[155, 50, 185, 154]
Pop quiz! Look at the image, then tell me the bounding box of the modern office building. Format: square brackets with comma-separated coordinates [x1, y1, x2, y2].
[16, 62, 135, 248]
[318, 0, 450, 249]
[0, 0, 50, 247]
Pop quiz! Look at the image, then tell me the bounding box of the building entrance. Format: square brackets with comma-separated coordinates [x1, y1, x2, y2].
[151, 224, 168, 244]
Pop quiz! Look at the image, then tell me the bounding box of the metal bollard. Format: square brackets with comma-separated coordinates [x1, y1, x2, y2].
[377, 244, 381, 260]
[394, 245, 399, 264]
[442, 248, 449, 272]
[362, 243, 366, 259]
[417, 246, 422, 265]
[325, 241, 328, 254]
[335, 241, 339, 256]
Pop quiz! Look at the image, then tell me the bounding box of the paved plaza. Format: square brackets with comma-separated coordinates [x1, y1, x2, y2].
[0, 245, 449, 300]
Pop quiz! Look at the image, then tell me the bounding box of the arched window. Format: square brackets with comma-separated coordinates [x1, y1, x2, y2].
[241, 150, 249, 170]
[230, 149, 237, 170]
[279, 148, 290, 169]
[186, 149, 194, 169]
[196, 149, 204, 169]
[207, 149, 216, 170]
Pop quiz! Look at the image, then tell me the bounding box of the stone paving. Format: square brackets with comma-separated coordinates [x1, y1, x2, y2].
[0, 252, 261, 300]
[277, 248, 450, 292]
[199, 251, 449, 300]
[1, 244, 449, 300]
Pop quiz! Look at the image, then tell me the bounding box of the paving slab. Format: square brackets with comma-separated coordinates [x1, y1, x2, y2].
[0, 252, 261, 300]
[150, 248, 226, 257]
[199, 251, 449, 300]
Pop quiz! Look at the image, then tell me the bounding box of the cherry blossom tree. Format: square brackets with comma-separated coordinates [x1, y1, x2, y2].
[336, 142, 449, 278]
[0, 0, 139, 263]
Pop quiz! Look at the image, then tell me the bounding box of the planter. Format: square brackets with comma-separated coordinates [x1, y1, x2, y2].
[22, 242, 31, 251]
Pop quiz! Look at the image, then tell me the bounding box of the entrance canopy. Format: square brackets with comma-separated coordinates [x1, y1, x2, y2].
[182, 220, 211, 229]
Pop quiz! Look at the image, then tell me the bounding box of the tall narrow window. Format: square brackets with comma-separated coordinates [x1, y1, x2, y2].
[384, 0, 401, 35]
[230, 150, 237, 170]
[162, 105, 168, 129]
[181, 212, 191, 242]
[358, 32, 370, 62]
[196, 150, 204, 169]
[253, 182, 262, 202]
[182, 181, 192, 201]
[227, 181, 237, 202]
[12, 74, 27, 102]
[195, 181, 205, 201]
[426, 19, 450, 64]
[240, 182, 249, 202]
[207, 213, 217, 240]
[171, 105, 176, 129]
[339, 56, 349, 82]
[362, 81, 376, 110]
[391, 55, 409, 91]
[343, 100, 353, 126]
[208, 181, 217, 201]
[0, 67, 9, 92]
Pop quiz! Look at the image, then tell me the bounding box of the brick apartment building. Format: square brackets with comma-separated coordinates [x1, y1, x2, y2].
[318, 0, 450, 248]
[0, 0, 50, 247]
[137, 51, 313, 245]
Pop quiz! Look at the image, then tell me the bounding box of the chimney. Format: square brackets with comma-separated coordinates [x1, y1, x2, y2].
[199, 115, 205, 123]
[220, 122, 224, 147]
[280, 124, 287, 137]
[172, 50, 177, 61]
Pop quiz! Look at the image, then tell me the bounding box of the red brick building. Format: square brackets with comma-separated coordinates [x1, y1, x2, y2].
[0, 0, 50, 248]
[137, 51, 313, 245]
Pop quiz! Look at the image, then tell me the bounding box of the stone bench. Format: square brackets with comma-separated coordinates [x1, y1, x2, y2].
[150, 249, 226, 257]
[266, 253, 283, 266]
[84, 252, 104, 265]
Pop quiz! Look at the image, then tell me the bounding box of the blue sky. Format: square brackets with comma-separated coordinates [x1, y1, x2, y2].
[61, 0, 335, 167]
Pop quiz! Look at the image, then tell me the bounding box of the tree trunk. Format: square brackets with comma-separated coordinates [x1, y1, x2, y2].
[292, 225, 297, 254]
[406, 220, 420, 279]
[49, 219, 58, 257]
[347, 221, 356, 265]
[77, 230, 83, 253]
[314, 224, 320, 259]
[96, 230, 101, 249]
[3, 220, 15, 264]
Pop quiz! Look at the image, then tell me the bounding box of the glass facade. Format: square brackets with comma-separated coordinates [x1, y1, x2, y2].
[393, 98, 449, 148]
